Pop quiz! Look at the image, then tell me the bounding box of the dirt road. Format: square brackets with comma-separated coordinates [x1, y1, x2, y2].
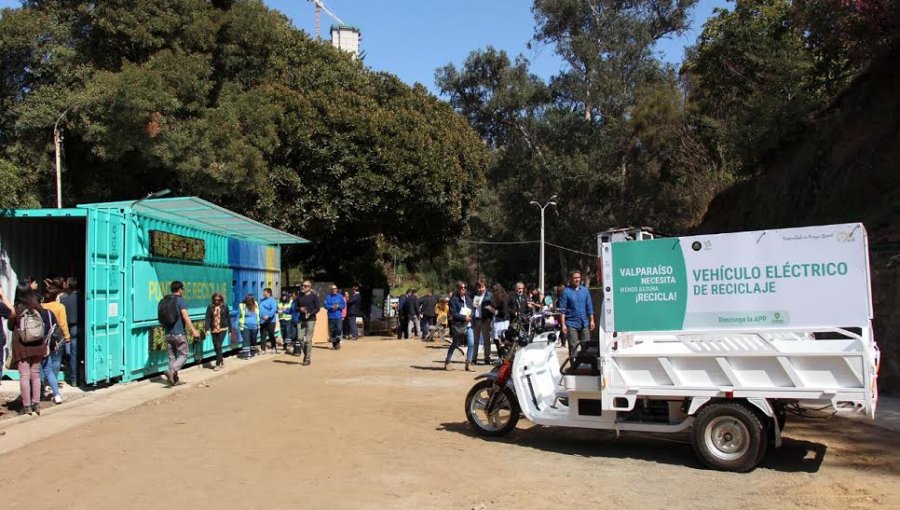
[1, 337, 898, 510]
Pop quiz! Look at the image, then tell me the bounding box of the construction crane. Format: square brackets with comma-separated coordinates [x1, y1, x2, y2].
[308, 0, 345, 39]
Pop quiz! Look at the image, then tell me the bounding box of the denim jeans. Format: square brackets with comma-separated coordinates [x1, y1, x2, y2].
[420, 316, 435, 339]
[328, 318, 343, 344]
[41, 347, 63, 397]
[280, 320, 294, 346]
[446, 324, 475, 363]
[64, 336, 81, 386]
[347, 315, 359, 338]
[211, 331, 227, 366]
[65, 333, 79, 386]
[241, 328, 259, 356]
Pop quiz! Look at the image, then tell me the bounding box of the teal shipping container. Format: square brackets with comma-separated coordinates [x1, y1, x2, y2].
[0, 197, 306, 384]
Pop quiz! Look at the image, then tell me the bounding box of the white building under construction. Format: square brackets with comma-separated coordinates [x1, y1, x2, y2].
[330, 24, 361, 57]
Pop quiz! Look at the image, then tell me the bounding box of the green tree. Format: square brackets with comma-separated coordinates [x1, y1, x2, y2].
[0, 0, 488, 287]
[682, 0, 821, 174]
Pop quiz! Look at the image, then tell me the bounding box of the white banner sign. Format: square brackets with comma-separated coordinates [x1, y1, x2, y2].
[604, 223, 873, 332]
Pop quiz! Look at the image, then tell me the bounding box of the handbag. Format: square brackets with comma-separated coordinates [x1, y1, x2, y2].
[451, 322, 468, 336]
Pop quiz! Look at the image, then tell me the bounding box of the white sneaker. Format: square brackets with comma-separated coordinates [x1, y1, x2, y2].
[43, 385, 53, 398]
[53, 394, 63, 404]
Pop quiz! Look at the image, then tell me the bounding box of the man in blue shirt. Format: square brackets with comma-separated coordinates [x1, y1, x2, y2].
[324, 285, 346, 350]
[258, 288, 279, 354]
[164, 281, 200, 386]
[558, 270, 595, 357]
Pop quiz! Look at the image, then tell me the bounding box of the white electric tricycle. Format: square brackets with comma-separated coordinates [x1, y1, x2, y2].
[465, 225, 880, 472]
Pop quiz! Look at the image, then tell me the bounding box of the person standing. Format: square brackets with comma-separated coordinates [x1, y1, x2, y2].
[9, 285, 56, 415]
[295, 281, 320, 365]
[558, 270, 595, 357]
[258, 288, 278, 354]
[341, 290, 350, 338]
[471, 282, 493, 365]
[434, 297, 450, 342]
[238, 294, 260, 359]
[347, 285, 362, 340]
[419, 288, 437, 340]
[444, 282, 475, 371]
[59, 277, 82, 386]
[487, 284, 511, 354]
[278, 291, 295, 353]
[397, 289, 411, 339]
[325, 285, 345, 350]
[162, 281, 200, 386]
[41, 280, 70, 404]
[512, 281, 529, 320]
[405, 289, 420, 338]
[204, 292, 232, 370]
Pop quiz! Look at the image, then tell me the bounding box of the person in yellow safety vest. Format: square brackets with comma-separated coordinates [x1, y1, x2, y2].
[238, 294, 260, 358]
[278, 291, 296, 351]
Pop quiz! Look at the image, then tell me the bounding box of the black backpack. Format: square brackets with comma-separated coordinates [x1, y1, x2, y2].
[158, 294, 180, 328]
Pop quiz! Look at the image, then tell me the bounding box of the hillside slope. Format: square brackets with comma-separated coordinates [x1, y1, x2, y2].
[697, 45, 900, 391]
[699, 47, 899, 241]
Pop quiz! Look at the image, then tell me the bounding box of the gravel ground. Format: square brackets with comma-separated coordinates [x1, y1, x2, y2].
[0, 336, 897, 510]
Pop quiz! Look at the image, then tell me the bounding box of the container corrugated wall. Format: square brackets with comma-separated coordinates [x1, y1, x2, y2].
[1, 205, 284, 384]
[121, 215, 280, 382]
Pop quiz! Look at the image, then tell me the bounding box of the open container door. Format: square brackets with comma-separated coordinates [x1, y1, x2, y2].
[0, 208, 87, 382]
[84, 206, 127, 384]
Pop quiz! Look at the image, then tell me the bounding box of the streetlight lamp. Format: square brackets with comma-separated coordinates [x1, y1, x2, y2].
[131, 188, 172, 208]
[530, 194, 557, 299]
[52, 110, 69, 208]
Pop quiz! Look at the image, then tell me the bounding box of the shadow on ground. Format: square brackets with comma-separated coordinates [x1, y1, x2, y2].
[437, 419, 835, 474]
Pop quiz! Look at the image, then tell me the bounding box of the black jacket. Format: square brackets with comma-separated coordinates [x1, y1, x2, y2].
[403, 295, 420, 316]
[347, 292, 362, 316]
[204, 303, 231, 331]
[419, 294, 438, 317]
[489, 296, 513, 321]
[296, 292, 321, 321]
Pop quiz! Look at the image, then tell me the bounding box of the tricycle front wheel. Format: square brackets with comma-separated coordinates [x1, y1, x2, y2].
[465, 380, 520, 437]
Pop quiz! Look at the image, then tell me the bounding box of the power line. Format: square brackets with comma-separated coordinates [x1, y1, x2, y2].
[461, 239, 598, 258]
[461, 239, 539, 245]
[545, 241, 598, 258]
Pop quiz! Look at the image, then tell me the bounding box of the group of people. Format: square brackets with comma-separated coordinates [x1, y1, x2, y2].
[1, 276, 82, 416]
[158, 280, 363, 385]
[432, 271, 595, 371]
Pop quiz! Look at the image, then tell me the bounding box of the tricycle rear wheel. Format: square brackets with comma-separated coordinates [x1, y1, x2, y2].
[692, 401, 767, 472]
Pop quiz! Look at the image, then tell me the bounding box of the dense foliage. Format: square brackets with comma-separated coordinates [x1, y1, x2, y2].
[0, 0, 487, 286]
[437, 0, 896, 289]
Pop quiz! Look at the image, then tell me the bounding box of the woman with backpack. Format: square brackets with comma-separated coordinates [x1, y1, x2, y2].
[8, 284, 57, 416]
[40, 279, 70, 404]
[204, 292, 232, 370]
[238, 294, 260, 359]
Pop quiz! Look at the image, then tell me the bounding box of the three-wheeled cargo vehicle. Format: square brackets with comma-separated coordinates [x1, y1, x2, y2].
[465, 223, 879, 472]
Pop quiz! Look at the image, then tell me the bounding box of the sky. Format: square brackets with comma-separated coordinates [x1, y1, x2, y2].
[267, 0, 731, 95]
[1, 0, 731, 95]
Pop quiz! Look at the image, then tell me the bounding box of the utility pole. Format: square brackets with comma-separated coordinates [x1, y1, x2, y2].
[53, 110, 68, 208]
[530, 195, 557, 298]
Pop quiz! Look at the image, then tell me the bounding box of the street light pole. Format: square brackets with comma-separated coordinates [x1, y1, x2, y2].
[530, 195, 557, 298]
[53, 110, 68, 208]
